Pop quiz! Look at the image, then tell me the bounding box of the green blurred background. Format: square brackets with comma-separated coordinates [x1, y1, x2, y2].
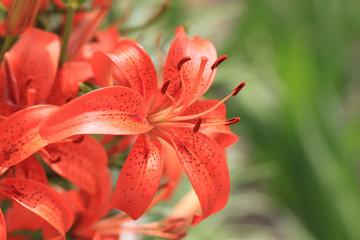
[110, 0, 360, 239]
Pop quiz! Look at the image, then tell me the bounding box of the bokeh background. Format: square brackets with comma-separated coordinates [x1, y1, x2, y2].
[109, 0, 360, 239]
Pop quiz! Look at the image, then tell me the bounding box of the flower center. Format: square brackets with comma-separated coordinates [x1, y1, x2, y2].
[148, 55, 245, 133]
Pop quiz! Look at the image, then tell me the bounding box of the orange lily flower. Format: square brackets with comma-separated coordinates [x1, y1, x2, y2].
[39, 26, 244, 224]
[0, 156, 74, 239]
[0, 27, 109, 238]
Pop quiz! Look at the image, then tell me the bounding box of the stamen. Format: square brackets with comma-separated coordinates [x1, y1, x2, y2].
[169, 82, 245, 122]
[153, 122, 193, 128]
[161, 80, 171, 94]
[225, 117, 240, 125]
[72, 135, 84, 143]
[196, 57, 208, 82]
[176, 57, 191, 71]
[49, 156, 61, 164]
[26, 88, 36, 107]
[65, 96, 72, 103]
[211, 55, 228, 70]
[174, 56, 207, 112]
[233, 82, 245, 96]
[25, 77, 34, 89]
[198, 117, 240, 128]
[38, 148, 52, 159]
[93, 212, 130, 229]
[26, 77, 36, 107]
[193, 118, 202, 133]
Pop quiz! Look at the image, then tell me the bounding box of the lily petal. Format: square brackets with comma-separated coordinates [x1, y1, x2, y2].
[5, 201, 45, 232]
[67, 9, 108, 59]
[75, 26, 118, 63]
[0, 209, 5, 240]
[0, 63, 18, 117]
[181, 100, 238, 149]
[4, 28, 60, 106]
[162, 141, 182, 200]
[86, 167, 112, 220]
[164, 26, 217, 105]
[110, 134, 163, 220]
[4, 156, 47, 233]
[39, 86, 153, 143]
[13, 155, 47, 183]
[0, 105, 59, 168]
[92, 39, 158, 104]
[166, 127, 230, 224]
[39, 135, 108, 194]
[47, 61, 93, 106]
[0, 178, 74, 237]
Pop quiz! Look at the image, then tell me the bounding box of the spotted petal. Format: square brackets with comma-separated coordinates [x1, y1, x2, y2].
[0, 178, 74, 238]
[110, 134, 163, 220]
[0, 105, 59, 168]
[39, 86, 153, 143]
[181, 100, 238, 149]
[5, 156, 47, 232]
[92, 39, 158, 104]
[164, 26, 217, 105]
[39, 135, 108, 193]
[165, 127, 230, 224]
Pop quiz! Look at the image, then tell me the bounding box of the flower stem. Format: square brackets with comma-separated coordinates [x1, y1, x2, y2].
[59, 6, 75, 66]
[0, 34, 15, 63]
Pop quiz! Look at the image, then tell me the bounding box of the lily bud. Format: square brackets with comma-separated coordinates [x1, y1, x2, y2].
[6, 0, 41, 36]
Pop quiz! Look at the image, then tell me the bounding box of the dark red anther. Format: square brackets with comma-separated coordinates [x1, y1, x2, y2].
[72, 135, 84, 143]
[232, 82, 246, 96]
[25, 77, 34, 89]
[193, 118, 202, 133]
[50, 156, 61, 164]
[225, 117, 240, 126]
[211, 55, 228, 70]
[176, 56, 191, 71]
[161, 80, 171, 94]
[65, 96, 72, 103]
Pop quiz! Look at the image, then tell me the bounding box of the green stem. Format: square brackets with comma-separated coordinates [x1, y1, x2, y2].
[0, 35, 15, 64]
[59, 6, 75, 66]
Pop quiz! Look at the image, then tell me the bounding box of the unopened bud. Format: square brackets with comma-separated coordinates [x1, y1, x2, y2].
[6, 0, 41, 36]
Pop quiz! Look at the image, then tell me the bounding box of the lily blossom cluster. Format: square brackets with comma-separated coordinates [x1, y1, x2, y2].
[0, 0, 244, 239]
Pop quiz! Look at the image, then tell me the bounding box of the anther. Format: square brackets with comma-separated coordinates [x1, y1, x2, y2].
[25, 77, 34, 88]
[225, 117, 240, 126]
[161, 80, 171, 94]
[232, 82, 246, 96]
[193, 118, 202, 133]
[50, 156, 61, 164]
[211, 55, 228, 70]
[72, 135, 84, 143]
[176, 57, 191, 71]
[65, 96, 72, 103]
